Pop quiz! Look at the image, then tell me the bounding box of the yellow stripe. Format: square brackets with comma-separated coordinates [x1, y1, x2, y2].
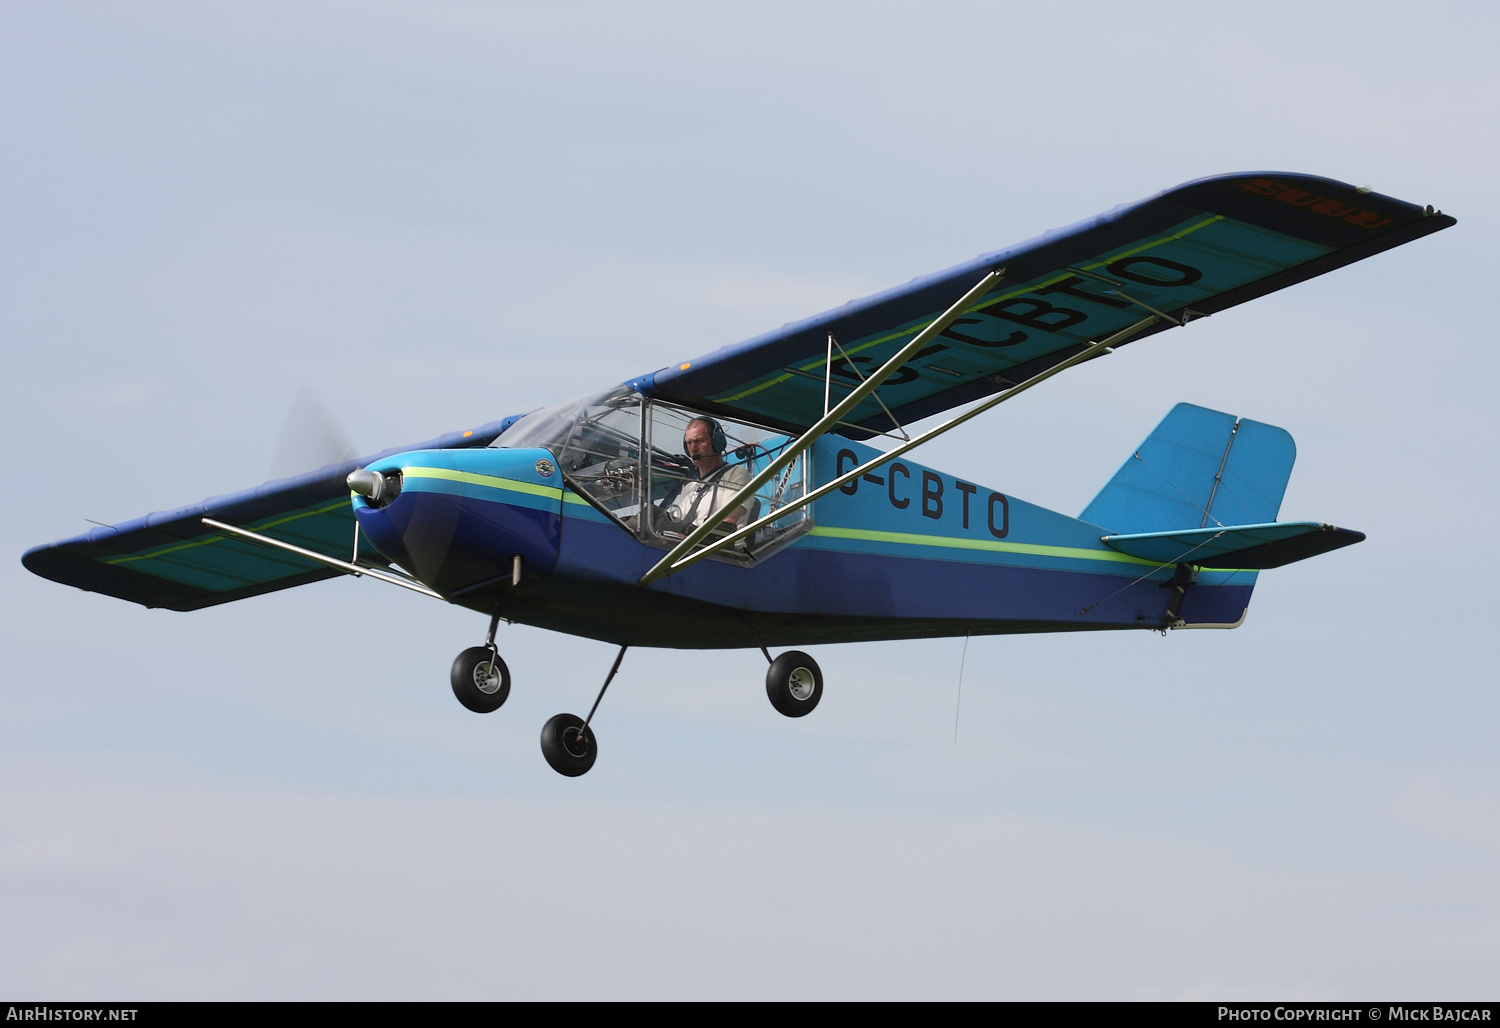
[1076, 213, 1224, 269]
[968, 216, 1224, 316]
[107, 497, 351, 566]
[404, 466, 564, 500]
[719, 370, 797, 403]
[405, 464, 590, 504]
[713, 215, 1225, 404]
[807, 525, 1158, 566]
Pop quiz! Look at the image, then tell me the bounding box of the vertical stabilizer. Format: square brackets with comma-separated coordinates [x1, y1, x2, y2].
[1080, 403, 1296, 534]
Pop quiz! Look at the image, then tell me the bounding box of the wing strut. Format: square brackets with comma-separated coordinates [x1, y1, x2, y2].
[644, 312, 1166, 581]
[201, 517, 444, 599]
[637, 268, 1008, 586]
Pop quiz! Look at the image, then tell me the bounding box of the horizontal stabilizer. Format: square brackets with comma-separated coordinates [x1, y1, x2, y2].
[1102, 521, 1364, 569]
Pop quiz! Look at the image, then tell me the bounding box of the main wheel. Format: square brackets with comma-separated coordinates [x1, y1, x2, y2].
[450, 646, 511, 713]
[766, 650, 822, 717]
[540, 713, 597, 776]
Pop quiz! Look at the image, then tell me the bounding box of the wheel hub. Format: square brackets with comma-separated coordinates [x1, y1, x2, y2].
[562, 726, 591, 758]
[473, 660, 502, 695]
[788, 666, 815, 701]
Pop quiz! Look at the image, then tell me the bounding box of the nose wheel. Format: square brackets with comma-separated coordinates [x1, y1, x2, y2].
[540, 645, 627, 777]
[540, 713, 597, 776]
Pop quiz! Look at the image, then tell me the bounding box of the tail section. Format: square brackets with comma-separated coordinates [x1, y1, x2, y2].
[1082, 403, 1363, 629]
[1081, 403, 1297, 534]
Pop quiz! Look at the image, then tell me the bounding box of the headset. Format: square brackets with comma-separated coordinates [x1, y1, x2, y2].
[684, 416, 727, 456]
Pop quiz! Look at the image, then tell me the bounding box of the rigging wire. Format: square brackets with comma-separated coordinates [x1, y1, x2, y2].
[1077, 530, 1227, 616]
[953, 630, 970, 743]
[1128, 450, 1226, 528]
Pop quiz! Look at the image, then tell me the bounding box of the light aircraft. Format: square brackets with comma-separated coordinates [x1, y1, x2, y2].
[23, 172, 1454, 776]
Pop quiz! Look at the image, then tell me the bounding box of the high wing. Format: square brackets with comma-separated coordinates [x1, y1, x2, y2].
[22, 419, 519, 611]
[631, 172, 1454, 437]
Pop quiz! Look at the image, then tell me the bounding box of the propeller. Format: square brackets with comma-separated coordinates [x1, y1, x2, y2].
[270, 387, 359, 480]
[269, 388, 475, 590]
[271, 389, 485, 594]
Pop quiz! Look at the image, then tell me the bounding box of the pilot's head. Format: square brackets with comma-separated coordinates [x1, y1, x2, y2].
[684, 417, 726, 472]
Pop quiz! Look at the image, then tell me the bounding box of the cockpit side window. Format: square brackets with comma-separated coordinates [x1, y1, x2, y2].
[641, 402, 810, 561]
[497, 388, 810, 562]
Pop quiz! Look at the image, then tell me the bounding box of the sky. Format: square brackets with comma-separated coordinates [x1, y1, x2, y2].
[2, 0, 1497, 1000]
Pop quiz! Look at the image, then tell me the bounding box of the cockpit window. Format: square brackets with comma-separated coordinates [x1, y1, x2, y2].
[495, 387, 811, 563]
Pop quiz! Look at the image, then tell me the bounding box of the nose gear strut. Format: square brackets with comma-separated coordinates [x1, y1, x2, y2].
[540, 645, 627, 777]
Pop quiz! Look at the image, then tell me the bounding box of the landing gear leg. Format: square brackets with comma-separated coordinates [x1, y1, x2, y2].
[540, 645, 627, 777]
[1162, 562, 1196, 629]
[451, 610, 511, 713]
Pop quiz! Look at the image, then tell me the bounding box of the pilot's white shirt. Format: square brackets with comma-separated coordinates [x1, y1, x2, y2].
[672, 462, 752, 527]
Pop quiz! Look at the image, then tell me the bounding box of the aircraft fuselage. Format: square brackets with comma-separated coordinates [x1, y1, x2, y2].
[352, 439, 1252, 648]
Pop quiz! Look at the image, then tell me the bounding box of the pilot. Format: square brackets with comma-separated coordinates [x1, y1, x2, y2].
[664, 417, 752, 532]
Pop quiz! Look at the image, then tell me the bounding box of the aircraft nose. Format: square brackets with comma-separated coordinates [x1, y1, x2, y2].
[350, 447, 564, 596]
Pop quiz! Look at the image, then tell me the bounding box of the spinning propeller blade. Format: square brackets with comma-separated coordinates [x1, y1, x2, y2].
[270, 388, 359, 480]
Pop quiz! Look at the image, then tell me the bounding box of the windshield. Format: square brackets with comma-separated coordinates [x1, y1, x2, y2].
[497, 386, 635, 460]
[496, 386, 811, 561]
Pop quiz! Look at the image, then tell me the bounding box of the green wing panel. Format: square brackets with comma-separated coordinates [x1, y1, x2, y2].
[638, 172, 1454, 437]
[23, 419, 515, 611]
[100, 497, 354, 593]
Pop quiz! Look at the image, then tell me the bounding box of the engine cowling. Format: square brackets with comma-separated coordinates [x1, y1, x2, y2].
[351, 446, 563, 596]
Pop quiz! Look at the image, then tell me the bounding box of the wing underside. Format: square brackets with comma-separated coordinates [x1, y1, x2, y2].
[634, 173, 1453, 437]
[23, 420, 515, 611]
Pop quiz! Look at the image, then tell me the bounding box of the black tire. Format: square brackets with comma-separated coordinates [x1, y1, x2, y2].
[766, 650, 822, 717]
[450, 646, 511, 713]
[540, 713, 597, 777]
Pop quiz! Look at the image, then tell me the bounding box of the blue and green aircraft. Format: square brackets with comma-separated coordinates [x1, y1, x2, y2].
[23, 172, 1454, 776]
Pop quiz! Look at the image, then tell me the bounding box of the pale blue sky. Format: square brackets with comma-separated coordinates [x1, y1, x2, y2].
[2, 0, 1496, 999]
